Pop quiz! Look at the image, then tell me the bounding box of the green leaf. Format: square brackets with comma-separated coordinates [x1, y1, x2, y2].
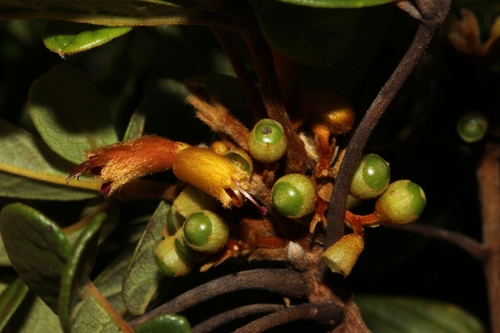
[10, 295, 64, 333]
[123, 101, 148, 141]
[0, 0, 208, 27]
[93, 247, 136, 316]
[0, 119, 99, 199]
[253, 0, 361, 65]
[29, 63, 119, 164]
[276, 0, 395, 8]
[43, 21, 132, 56]
[0, 203, 71, 313]
[134, 313, 191, 333]
[356, 295, 485, 333]
[122, 201, 171, 316]
[59, 211, 133, 333]
[0, 237, 10, 266]
[0, 278, 29, 331]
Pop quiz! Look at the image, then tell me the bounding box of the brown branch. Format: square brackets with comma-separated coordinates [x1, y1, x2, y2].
[128, 269, 308, 329]
[233, 302, 344, 333]
[192, 303, 285, 333]
[383, 223, 488, 261]
[324, 0, 451, 251]
[211, 27, 267, 120]
[396, 1, 422, 20]
[185, 94, 250, 149]
[477, 142, 500, 333]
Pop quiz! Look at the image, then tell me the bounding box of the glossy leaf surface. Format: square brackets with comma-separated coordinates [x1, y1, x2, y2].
[29, 63, 118, 164]
[43, 21, 132, 56]
[0, 203, 71, 313]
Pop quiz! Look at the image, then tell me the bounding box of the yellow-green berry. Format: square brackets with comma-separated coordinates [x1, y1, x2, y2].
[457, 110, 488, 143]
[375, 180, 426, 225]
[174, 229, 210, 263]
[350, 154, 390, 200]
[272, 174, 317, 219]
[154, 236, 194, 277]
[248, 119, 287, 163]
[321, 233, 364, 277]
[183, 210, 229, 254]
[224, 149, 253, 177]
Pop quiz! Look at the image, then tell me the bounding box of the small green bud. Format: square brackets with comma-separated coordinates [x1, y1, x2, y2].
[457, 110, 488, 143]
[154, 236, 194, 277]
[134, 313, 191, 333]
[321, 233, 364, 277]
[272, 174, 317, 219]
[350, 154, 390, 200]
[183, 210, 229, 254]
[248, 119, 287, 163]
[375, 180, 426, 225]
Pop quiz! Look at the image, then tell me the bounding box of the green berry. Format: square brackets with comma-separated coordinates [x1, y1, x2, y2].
[183, 210, 229, 254]
[272, 174, 316, 219]
[248, 119, 287, 163]
[174, 229, 210, 263]
[375, 180, 426, 225]
[457, 110, 488, 143]
[173, 185, 219, 219]
[224, 149, 253, 176]
[154, 236, 194, 277]
[350, 154, 390, 200]
[134, 313, 191, 333]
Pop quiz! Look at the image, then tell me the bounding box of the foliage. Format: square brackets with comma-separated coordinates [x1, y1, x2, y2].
[0, 0, 498, 332]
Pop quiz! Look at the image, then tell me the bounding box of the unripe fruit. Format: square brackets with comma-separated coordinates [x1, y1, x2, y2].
[248, 119, 287, 163]
[350, 154, 390, 200]
[322, 233, 364, 277]
[375, 180, 426, 225]
[272, 174, 317, 219]
[457, 110, 488, 143]
[224, 149, 253, 177]
[174, 229, 210, 263]
[183, 210, 229, 254]
[154, 236, 194, 277]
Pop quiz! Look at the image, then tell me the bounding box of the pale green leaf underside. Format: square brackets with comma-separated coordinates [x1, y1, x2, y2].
[0, 0, 208, 26]
[277, 0, 396, 7]
[43, 21, 132, 56]
[17, 296, 64, 333]
[0, 119, 99, 196]
[122, 201, 170, 316]
[356, 295, 485, 333]
[29, 63, 118, 164]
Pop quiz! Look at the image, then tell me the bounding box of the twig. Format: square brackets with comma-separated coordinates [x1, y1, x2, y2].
[128, 269, 307, 329]
[396, 1, 422, 20]
[192, 303, 285, 333]
[211, 27, 267, 120]
[383, 223, 487, 261]
[324, 0, 451, 251]
[233, 302, 343, 333]
[477, 142, 500, 333]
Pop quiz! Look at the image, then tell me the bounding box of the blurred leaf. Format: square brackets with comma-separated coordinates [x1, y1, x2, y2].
[59, 212, 133, 333]
[0, 203, 71, 313]
[0, 278, 29, 331]
[0, 237, 10, 266]
[356, 295, 485, 333]
[122, 200, 171, 316]
[123, 101, 147, 141]
[93, 247, 136, 316]
[29, 63, 118, 164]
[277, 0, 395, 7]
[43, 21, 132, 56]
[0, 0, 208, 27]
[15, 296, 64, 333]
[134, 313, 191, 333]
[0, 119, 99, 199]
[253, 0, 360, 65]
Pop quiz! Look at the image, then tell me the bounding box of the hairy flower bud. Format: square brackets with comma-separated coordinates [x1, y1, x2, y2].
[67, 136, 189, 195]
